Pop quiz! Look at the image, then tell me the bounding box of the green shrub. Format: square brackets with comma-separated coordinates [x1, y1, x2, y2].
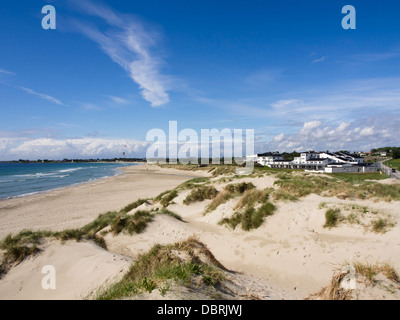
[220, 201, 275, 231]
[110, 211, 153, 235]
[121, 199, 149, 214]
[235, 189, 270, 210]
[96, 237, 225, 300]
[324, 208, 341, 228]
[224, 182, 255, 194]
[183, 186, 218, 205]
[159, 190, 178, 207]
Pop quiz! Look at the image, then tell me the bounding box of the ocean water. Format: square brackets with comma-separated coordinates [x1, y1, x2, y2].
[0, 162, 138, 200]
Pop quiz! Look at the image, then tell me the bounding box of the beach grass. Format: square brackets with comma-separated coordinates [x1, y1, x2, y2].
[371, 218, 394, 234]
[309, 261, 400, 300]
[154, 189, 179, 207]
[324, 208, 342, 228]
[219, 188, 275, 231]
[156, 208, 183, 221]
[273, 173, 400, 202]
[353, 261, 400, 285]
[95, 237, 225, 300]
[319, 202, 395, 233]
[205, 182, 255, 213]
[183, 185, 218, 205]
[120, 199, 150, 214]
[110, 211, 153, 235]
[0, 203, 184, 279]
[220, 202, 275, 231]
[234, 188, 271, 210]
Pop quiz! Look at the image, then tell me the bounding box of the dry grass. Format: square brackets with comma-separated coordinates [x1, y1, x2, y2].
[205, 191, 233, 213]
[308, 261, 400, 300]
[273, 174, 400, 202]
[319, 202, 396, 233]
[0, 206, 182, 279]
[234, 189, 270, 210]
[205, 182, 255, 213]
[219, 188, 276, 231]
[157, 163, 237, 177]
[96, 236, 226, 300]
[110, 211, 153, 235]
[308, 272, 352, 300]
[353, 261, 400, 285]
[324, 208, 342, 229]
[154, 190, 179, 207]
[183, 186, 218, 205]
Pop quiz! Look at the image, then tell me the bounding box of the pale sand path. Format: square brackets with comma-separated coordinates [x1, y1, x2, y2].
[0, 164, 205, 239]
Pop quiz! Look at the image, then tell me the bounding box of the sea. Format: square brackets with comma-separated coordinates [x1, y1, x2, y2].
[0, 162, 138, 200]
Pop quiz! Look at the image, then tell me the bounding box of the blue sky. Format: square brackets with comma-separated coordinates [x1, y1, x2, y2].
[0, 0, 399, 160]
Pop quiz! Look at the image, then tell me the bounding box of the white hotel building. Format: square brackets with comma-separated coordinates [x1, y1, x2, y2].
[247, 152, 377, 173]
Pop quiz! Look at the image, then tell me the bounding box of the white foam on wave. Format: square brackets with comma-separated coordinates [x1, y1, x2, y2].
[58, 167, 84, 173]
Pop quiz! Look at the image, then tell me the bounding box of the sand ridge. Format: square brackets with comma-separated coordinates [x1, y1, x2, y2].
[0, 165, 399, 300]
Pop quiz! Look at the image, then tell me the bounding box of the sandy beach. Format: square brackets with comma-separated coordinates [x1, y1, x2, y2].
[0, 164, 205, 239]
[0, 164, 399, 300]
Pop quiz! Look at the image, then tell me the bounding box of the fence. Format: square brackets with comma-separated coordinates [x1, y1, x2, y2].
[377, 160, 392, 178]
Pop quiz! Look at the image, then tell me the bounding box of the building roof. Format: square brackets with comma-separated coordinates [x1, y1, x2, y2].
[258, 152, 283, 157]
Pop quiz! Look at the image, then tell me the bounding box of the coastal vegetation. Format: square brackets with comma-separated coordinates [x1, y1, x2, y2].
[321, 202, 395, 233]
[154, 190, 179, 207]
[95, 237, 226, 300]
[157, 163, 237, 177]
[219, 189, 275, 231]
[324, 208, 341, 228]
[205, 182, 255, 213]
[183, 186, 218, 205]
[309, 261, 400, 300]
[0, 207, 182, 279]
[120, 199, 150, 214]
[273, 173, 400, 202]
[1, 162, 399, 299]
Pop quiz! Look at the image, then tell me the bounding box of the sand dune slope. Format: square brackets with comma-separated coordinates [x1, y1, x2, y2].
[0, 240, 132, 300]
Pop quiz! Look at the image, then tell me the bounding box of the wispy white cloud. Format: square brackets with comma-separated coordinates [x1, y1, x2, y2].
[271, 99, 300, 109]
[0, 69, 16, 76]
[19, 87, 66, 106]
[68, 0, 170, 107]
[312, 56, 326, 64]
[107, 95, 129, 105]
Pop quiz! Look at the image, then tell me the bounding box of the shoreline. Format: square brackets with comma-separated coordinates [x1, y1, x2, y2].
[0, 164, 206, 239]
[0, 163, 141, 202]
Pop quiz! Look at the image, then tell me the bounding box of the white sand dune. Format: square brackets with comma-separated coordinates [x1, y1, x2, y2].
[0, 240, 132, 300]
[1, 165, 399, 300]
